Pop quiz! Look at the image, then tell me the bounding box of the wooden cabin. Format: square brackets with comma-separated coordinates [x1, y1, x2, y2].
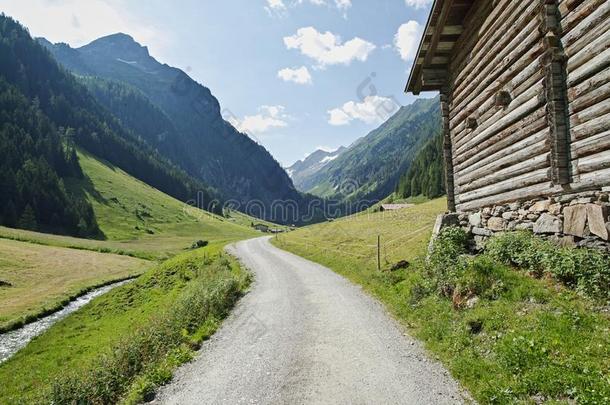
[406, 0, 610, 245]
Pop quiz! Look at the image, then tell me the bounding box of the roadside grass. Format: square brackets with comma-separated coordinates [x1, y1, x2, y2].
[0, 238, 150, 332]
[0, 242, 250, 404]
[272, 198, 610, 403]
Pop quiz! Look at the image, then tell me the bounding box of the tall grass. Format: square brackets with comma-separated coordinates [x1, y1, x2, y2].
[37, 256, 248, 404]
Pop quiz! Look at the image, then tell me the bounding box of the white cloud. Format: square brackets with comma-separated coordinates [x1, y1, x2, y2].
[296, 0, 352, 10]
[405, 0, 433, 9]
[267, 0, 287, 9]
[0, 0, 167, 52]
[284, 27, 376, 67]
[394, 21, 422, 61]
[265, 0, 287, 15]
[277, 66, 313, 85]
[328, 96, 400, 126]
[227, 105, 289, 135]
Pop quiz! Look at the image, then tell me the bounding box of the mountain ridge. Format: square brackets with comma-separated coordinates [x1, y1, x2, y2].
[296, 97, 441, 207]
[39, 33, 303, 221]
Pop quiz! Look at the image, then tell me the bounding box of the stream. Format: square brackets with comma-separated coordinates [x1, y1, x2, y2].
[0, 280, 132, 363]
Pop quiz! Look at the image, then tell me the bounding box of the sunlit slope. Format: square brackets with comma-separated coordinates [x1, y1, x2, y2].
[274, 198, 447, 268]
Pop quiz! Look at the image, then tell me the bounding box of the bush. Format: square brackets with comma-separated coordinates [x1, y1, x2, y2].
[486, 232, 610, 301]
[427, 226, 469, 297]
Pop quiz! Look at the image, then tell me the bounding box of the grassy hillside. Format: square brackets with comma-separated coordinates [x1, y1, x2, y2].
[272, 200, 610, 403]
[274, 197, 447, 269]
[0, 238, 149, 332]
[0, 152, 259, 261]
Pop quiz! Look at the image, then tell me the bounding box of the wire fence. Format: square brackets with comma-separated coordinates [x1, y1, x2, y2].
[274, 223, 432, 270]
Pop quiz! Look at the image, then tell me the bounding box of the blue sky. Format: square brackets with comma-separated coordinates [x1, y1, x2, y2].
[1, 0, 437, 166]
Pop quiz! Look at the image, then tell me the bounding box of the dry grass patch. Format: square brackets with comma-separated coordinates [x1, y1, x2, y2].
[0, 238, 150, 331]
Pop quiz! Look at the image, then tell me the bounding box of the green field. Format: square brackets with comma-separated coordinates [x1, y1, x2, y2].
[273, 198, 610, 403]
[0, 151, 258, 329]
[0, 242, 249, 404]
[0, 238, 149, 332]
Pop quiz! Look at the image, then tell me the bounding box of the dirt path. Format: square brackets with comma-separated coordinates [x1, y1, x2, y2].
[155, 236, 468, 404]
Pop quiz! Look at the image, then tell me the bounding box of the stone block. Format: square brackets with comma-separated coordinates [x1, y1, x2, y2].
[508, 202, 521, 211]
[533, 213, 562, 234]
[586, 204, 609, 240]
[472, 227, 493, 236]
[570, 197, 594, 205]
[548, 203, 562, 215]
[468, 212, 482, 227]
[515, 222, 534, 231]
[526, 213, 540, 221]
[563, 205, 587, 237]
[502, 211, 516, 220]
[487, 217, 506, 231]
[529, 200, 551, 213]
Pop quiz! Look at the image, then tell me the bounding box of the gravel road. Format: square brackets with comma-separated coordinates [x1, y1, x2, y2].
[155, 236, 469, 404]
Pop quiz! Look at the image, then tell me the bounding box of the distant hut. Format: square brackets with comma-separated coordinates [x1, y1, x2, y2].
[380, 204, 413, 212]
[253, 223, 269, 233]
[406, 0, 610, 245]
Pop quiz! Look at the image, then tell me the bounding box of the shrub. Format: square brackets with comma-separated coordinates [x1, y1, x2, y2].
[427, 226, 469, 297]
[486, 232, 610, 302]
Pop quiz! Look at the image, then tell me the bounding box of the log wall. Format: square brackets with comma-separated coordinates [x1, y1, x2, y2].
[446, 0, 610, 212]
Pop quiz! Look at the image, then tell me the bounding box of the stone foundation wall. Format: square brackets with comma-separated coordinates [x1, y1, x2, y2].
[455, 188, 610, 252]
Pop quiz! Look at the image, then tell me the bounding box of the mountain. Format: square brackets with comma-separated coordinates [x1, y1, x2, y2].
[0, 15, 219, 236]
[287, 146, 346, 191]
[40, 33, 302, 220]
[395, 132, 445, 199]
[300, 97, 441, 207]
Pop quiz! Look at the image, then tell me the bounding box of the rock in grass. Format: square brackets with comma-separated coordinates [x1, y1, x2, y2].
[389, 260, 410, 271]
[191, 240, 209, 249]
[0, 280, 12, 287]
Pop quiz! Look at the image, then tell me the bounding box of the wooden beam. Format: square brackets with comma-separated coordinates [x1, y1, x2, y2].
[422, 0, 455, 69]
[413, 0, 455, 94]
[541, 0, 571, 185]
[440, 92, 456, 212]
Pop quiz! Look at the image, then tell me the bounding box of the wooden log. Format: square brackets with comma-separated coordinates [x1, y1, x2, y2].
[457, 168, 551, 204]
[450, 23, 542, 125]
[459, 151, 550, 194]
[560, 0, 606, 34]
[565, 17, 610, 71]
[568, 74, 610, 115]
[450, 3, 541, 111]
[456, 181, 563, 211]
[571, 111, 610, 141]
[561, 1, 610, 50]
[569, 101, 610, 128]
[559, 0, 586, 20]
[451, 52, 544, 138]
[571, 149, 610, 175]
[454, 84, 546, 155]
[450, 0, 506, 74]
[566, 47, 610, 88]
[456, 169, 610, 211]
[571, 131, 610, 159]
[456, 131, 549, 185]
[454, 108, 548, 169]
[450, 0, 530, 93]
